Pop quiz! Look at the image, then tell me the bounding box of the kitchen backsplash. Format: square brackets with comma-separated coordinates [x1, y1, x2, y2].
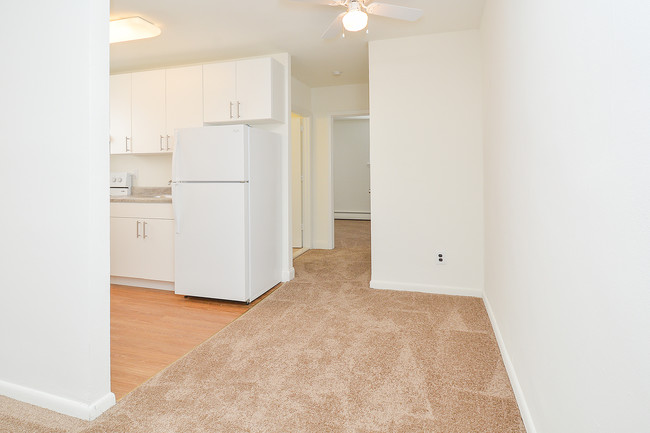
[110, 153, 172, 187]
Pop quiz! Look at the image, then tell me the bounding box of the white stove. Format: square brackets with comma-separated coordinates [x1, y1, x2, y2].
[110, 172, 132, 196]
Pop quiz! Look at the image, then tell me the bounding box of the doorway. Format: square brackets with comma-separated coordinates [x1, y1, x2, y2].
[291, 112, 311, 258]
[332, 115, 371, 225]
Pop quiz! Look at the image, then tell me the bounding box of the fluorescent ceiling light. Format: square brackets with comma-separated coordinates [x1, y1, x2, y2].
[110, 17, 161, 44]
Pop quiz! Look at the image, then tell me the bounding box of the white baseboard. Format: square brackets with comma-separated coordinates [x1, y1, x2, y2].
[312, 240, 333, 250]
[282, 267, 295, 282]
[483, 295, 536, 433]
[0, 380, 115, 421]
[292, 248, 309, 259]
[370, 280, 482, 297]
[334, 212, 371, 220]
[110, 276, 174, 291]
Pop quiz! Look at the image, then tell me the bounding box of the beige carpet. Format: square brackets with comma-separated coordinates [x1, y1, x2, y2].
[0, 220, 525, 432]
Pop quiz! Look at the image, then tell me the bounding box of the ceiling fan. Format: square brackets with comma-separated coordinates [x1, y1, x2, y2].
[293, 0, 423, 39]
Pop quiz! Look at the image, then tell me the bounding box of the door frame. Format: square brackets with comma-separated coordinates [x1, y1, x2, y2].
[328, 110, 370, 249]
[291, 111, 313, 255]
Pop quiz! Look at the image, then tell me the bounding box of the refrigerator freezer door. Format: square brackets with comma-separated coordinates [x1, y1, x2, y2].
[174, 182, 248, 301]
[173, 125, 249, 182]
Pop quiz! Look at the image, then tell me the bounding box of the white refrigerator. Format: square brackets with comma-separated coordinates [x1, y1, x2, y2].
[172, 125, 282, 303]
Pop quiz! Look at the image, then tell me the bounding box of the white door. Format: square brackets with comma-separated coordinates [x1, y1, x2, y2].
[109, 74, 131, 154]
[174, 126, 248, 182]
[174, 183, 248, 301]
[291, 114, 303, 248]
[132, 69, 166, 153]
[203, 62, 237, 123]
[166, 65, 203, 152]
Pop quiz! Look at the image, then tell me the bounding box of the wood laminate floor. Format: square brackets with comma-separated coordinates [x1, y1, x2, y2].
[110, 284, 278, 400]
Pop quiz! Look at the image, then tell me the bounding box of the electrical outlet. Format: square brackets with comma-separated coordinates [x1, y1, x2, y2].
[436, 252, 446, 265]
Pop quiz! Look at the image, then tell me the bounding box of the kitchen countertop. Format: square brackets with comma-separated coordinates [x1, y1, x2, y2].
[110, 187, 172, 203]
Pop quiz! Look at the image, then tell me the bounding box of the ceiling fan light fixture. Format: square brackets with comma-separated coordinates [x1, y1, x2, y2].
[342, 10, 368, 32]
[342, 1, 368, 32]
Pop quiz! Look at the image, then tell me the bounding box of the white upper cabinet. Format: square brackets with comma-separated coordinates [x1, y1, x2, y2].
[203, 62, 237, 123]
[109, 56, 283, 155]
[110, 67, 203, 155]
[236, 58, 284, 122]
[166, 65, 204, 152]
[132, 70, 167, 154]
[109, 74, 132, 154]
[203, 57, 284, 124]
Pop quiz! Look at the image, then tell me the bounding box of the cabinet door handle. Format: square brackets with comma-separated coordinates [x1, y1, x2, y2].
[143, 221, 148, 239]
[166, 135, 170, 151]
[237, 101, 241, 118]
[125, 136, 131, 152]
[229, 101, 234, 119]
[136, 220, 141, 238]
[160, 135, 164, 151]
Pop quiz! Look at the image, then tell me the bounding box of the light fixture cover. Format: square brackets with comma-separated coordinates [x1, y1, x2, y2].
[342, 10, 368, 32]
[110, 17, 161, 44]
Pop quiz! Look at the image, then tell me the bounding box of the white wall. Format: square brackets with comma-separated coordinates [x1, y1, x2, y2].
[368, 31, 483, 296]
[311, 84, 369, 248]
[481, 1, 650, 432]
[291, 77, 311, 115]
[333, 118, 370, 219]
[0, 0, 114, 420]
[111, 154, 172, 186]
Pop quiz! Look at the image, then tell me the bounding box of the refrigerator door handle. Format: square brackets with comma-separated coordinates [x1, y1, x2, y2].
[171, 139, 178, 182]
[172, 183, 181, 234]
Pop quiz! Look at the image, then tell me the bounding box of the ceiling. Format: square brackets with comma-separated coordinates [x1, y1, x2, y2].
[110, 0, 485, 87]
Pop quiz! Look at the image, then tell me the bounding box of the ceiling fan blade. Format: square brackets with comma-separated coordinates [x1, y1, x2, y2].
[321, 12, 345, 39]
[365, 2, 423, 21]
[291, 0, 345, 5]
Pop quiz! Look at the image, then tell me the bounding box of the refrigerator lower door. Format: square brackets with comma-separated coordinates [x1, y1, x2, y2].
[174, 182, 248, 301]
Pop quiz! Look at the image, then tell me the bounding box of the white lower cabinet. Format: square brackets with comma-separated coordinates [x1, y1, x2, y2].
[110, 207, 174, 282]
